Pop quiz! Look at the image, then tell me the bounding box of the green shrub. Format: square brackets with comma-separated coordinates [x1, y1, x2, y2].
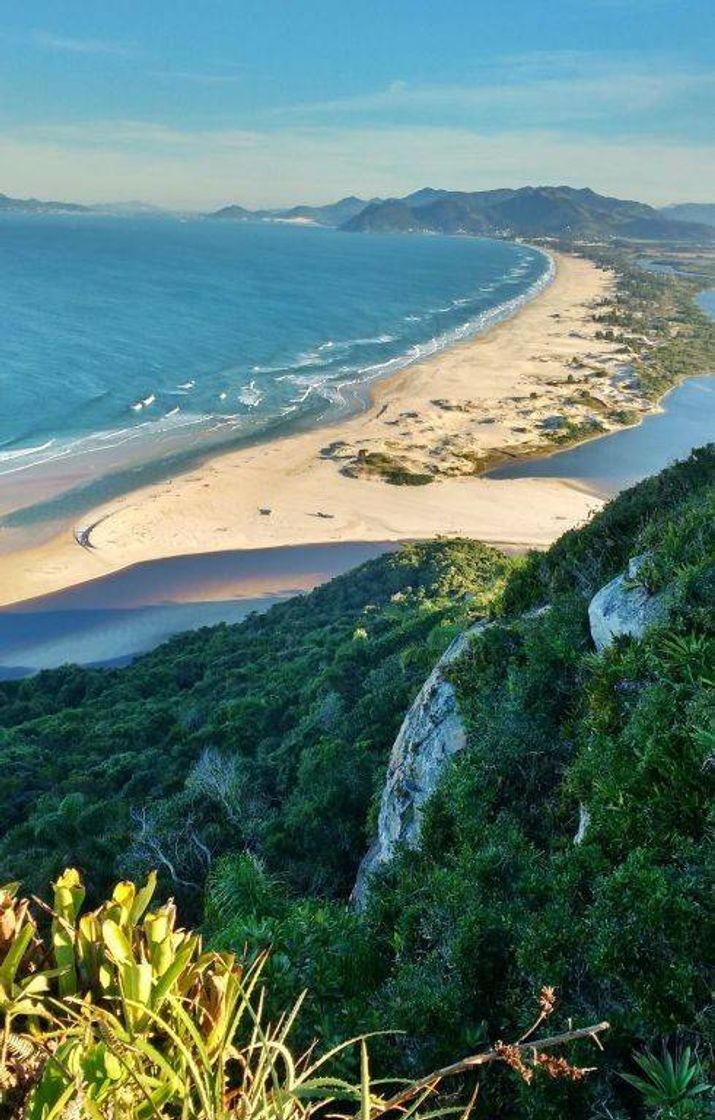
[0, 870, 608, 1119]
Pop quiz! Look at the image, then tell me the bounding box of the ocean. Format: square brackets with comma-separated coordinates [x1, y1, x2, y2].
[0, 215, 550, 530]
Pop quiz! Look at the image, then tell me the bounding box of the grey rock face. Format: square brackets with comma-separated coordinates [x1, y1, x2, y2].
[352, 557, 668, 908]
[352, 621, 487, 908]
[588, 554, 665, 653]
[579, 555, 669, 846]
[573, 803, 591, 845]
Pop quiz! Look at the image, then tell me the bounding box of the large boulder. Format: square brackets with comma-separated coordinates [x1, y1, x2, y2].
[352, 621, 487, 908]
[577, 554, 669, 848]
[588, 553, 665, 653]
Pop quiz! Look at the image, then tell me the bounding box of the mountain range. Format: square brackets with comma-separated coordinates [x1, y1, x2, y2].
[342, 185, 715, 243]
[0, 194, 186, 218]
[2, 186, 714, 243]
[208, 185, 714, 243]
[660, 202, 715, 228]
[209, 194, 374, 227]
[0, 191, 89, 214]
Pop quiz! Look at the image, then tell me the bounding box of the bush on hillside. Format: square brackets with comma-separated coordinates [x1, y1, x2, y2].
[0, 869, 607, 1119]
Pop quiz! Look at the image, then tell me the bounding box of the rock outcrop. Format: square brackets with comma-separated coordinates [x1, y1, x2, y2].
[352, 621, 487, 908]
[353, 556, 668, 905]
[588, 553, 665, 652]
[573, 803, 591, 845]
[573, 554, 669, 847]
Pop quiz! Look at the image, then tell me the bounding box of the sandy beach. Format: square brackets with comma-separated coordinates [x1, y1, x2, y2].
[0, 251, 638, 607]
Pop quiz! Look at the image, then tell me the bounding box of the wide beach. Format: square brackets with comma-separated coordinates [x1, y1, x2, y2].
[0, 251, 630, 606]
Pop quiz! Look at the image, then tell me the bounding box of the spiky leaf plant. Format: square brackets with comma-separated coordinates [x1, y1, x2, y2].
[0, 871, 607, 1118]
[621, 1046, 711, 1110]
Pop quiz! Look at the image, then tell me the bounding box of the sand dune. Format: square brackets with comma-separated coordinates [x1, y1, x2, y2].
[0, 252, 622, 607]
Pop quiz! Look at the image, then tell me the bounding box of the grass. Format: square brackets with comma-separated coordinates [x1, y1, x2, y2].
[342, 451, 435, 485]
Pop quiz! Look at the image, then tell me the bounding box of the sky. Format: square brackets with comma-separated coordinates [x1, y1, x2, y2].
[0, 0, 713, 209]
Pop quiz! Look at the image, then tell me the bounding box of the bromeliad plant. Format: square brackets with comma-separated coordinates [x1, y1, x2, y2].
[0, 871, 609, 1119]
[621, 1046, 712, 1114]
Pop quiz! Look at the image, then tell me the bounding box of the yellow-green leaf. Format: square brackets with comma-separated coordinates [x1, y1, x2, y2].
[102, 919, 133, 964]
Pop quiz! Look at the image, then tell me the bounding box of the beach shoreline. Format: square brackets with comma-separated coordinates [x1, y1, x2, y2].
[0, 250, 643, 607]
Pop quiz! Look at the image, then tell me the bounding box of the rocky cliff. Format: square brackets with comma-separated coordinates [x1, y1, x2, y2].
[352, 621, 488, 907]
[354, 555, 670, 904]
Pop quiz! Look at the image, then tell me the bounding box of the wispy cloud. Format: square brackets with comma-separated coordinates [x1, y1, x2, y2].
[3, 46, 712, 209]
[31, 30, 133, 57]
[21, 119, 197, 149]
[267, 52, 713, 142]
[150, 69, 244, 85]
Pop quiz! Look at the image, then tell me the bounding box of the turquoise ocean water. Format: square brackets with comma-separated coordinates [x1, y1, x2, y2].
[0, 215, 550, 524]
[0, 232, 712, 675]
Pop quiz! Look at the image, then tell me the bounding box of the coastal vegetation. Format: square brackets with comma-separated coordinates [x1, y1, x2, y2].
[0, 445, 713, 1116]
[342, 450, 435, 485]
[0, 870, 606, 1118]
[586, 247, 715, 402]
[333, 245, 715, 486]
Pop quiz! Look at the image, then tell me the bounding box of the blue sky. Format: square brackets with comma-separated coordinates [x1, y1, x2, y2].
[1, 0, 713, 208]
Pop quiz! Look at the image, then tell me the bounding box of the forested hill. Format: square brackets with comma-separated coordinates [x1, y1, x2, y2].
[0, 190, 89, 214]
[0, 538, 512, 901]
[343, 185, 715, 243]
[0, 445, 712, 1117]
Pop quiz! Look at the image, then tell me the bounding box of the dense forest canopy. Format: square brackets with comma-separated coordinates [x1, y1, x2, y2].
[1, 444, 713, 1118]
[0, 537, 511, 903]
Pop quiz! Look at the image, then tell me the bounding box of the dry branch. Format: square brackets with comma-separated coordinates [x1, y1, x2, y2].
[381, 1020, 610, 1112]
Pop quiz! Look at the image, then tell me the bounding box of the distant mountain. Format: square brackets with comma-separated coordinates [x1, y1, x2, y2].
[277, 195, 377, 226]
[343, 185, 715, 243]
[347, 199, 415, 232]
[210, 204, 255, 221]
[8, 185, 713, 244]
[209, 195, 376, 227]
[0, 191, 89, 214]
[89, 200, 173, 217]
[401, 187, 453, 207]
[660, 203, 715, 228]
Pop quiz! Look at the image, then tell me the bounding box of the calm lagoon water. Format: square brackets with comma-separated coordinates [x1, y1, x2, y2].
[488, 290, 714, 493]
[487, 373, 715, 493]
[0, 541, 396, 677]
